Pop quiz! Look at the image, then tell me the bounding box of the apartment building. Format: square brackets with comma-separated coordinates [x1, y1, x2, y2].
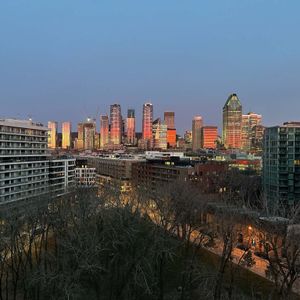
[0, 119, 75, 204]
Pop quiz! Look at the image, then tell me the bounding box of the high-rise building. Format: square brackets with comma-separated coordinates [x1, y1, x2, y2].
[164, 112, 175, 129]
[77, 123, 84, 150]
[223, 93, 242, 149]
[192, 116, 203, 151]
[251, 124, 265, 153]
[126, 109, 136, 145]
[152, 118, 167, 150]
[84, 119, 96, 150]
[241, 112, 262, 152]
[48, 121, 57, 149]
[142, 102, 153, 144]
[263, 122, 300, 208]
[100, 115, 109, 148]
[62, 122, 71, 149]
[164, 112, 176, 148]
[76, 118, 96, 150]
[167, 129, 177, 148]
[0, 119, 75, 203]
[110, 104, 122, 145]
[201, 126, 218, 149]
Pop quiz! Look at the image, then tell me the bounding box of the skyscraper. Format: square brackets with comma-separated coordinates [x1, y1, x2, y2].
[192, 116, 203, 151]
[251, 124, 265, 153]
[62, 121, 71, 149]
[76, 118, 96, 150]
[100, 115, 109, 148]
[48, 121, 57, 149]
[77, 123, 84, 150]
[164, 111, 176, 148]
[201, 126, 218, 149]
[164, 112, 175, 129]
[222, 93, 242, 149]
[263, 122, 300, 208]
[83, 119, 96, 150]
[142, 102, 153, 141]
[241, 112, 262, 152]
[110, 104, 122, 145]
[126, 109, 136, 145]
[152, 118, 167, 150]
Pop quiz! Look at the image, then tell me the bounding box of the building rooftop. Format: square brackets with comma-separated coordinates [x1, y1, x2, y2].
[0, 118, 48, 130]
[282, 122, 300, 127]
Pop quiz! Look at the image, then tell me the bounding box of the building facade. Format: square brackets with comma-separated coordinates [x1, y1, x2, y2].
[48, 121, 57, 149]
[76, 119, 96, 150]
[0, 119, 75, 204]
[263, 122, 300, 207]
[62, 121, 71, 149]
[223, 93, 242, 149]
[152, 118, 167, 150]
[110, 104, 122, 145]
[142, 102, 153, 148]
[241, 113, 262, 152]
[100, 115, 109, 149]
[164, 111, 175, 129]
[126, 109, 136, 145]
[192, 116, 203, 151]
[201, 126, 218, 149]
[49, 158, 75, 196]
[75, 167, 96, 186]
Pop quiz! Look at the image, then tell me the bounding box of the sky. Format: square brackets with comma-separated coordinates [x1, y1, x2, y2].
[1, 0, 300, 134]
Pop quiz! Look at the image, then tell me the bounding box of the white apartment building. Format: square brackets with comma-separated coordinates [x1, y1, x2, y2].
[0, 119, 75, 204]
[75, 167, 96, 186]
[49, 158, 76, 195]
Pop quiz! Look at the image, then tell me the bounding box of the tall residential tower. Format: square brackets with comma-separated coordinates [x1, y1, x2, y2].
[48, 121, 57, 149]
[110, 104, 122, 145]
[142, 102, 153, 148]
[62, 121, 71, 149]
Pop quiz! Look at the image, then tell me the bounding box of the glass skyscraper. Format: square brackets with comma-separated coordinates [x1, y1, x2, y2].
[222, 93, 242, 149]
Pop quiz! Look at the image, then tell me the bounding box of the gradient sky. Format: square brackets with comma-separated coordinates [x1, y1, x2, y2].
[1, 1, 300, 134]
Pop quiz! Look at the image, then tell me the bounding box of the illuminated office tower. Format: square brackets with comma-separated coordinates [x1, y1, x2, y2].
[83, 119, 96, 150]
[142, 102, 153, 141]
[110, 104, 122, 145]
[94, 132, 100, 150]
[251, 124, 265, 153]
[192, 116, 203, 151]
[241, 112, 262, 152]
[62, 121, 71, 149]
[76, 118, 96, 150]
[48, 121, 57, 149]
[126, 109, 136, 145]
[164, 112, 175, 129]
[201, 126, 218, 149]
[164, 111, 176, 148]
[222, 93, 242, 149]
[152, 118, 167, 150]
[100, 115, 109, 148]
[77, 123, 84, 150]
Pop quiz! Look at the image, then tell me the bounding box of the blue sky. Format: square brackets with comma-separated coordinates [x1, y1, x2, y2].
[1, 0, 300, 134]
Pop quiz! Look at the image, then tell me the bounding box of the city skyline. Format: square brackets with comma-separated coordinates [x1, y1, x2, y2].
[1, 1, 300, 133]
